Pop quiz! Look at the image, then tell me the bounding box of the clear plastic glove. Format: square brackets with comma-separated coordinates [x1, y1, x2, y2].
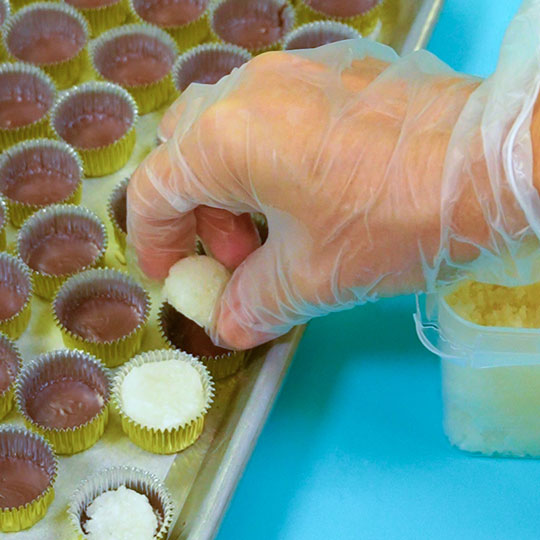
[128, 0, 540, 350]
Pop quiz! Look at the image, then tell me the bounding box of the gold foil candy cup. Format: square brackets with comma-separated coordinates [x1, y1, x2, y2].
[0, 0, 10, 61]
[129, 0, 210, 51]
[91, 24, 178, 115]
[69, 466, 174, 540]
[172, 42, 252, 93]
[53, 268, 151, 367]
[0, 139, 83, 227]
[112, 348, 214, 454]
[107, 177, 128, 253]
[3, 3, 90, 89]
[209, 0, 296, 54]
[0, 63, 56, 150]
[295, 0, 386, 35]
[0, 252, 32, 339]
[283, 19, 361, 49]
[0, 334, 22, 420]
[17, 204, 107, 299]
[158, 302, 245, 380]
[65, 0, 130, 37]
[0, 426, 58, 532]
[15, 349, 111, 455]
[0, 196, 8, 251]
[51, 81, 138, 177]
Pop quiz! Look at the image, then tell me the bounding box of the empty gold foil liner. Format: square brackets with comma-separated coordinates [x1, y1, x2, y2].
[107, 177, 128, 253]
[0, 63, 56, 151]
[15, 349, 111, 455]
[0, 334, 22, 421]
[209, 0, 296, 54]
[0, 252, 33, 339]
[90, 24, 178, 114]
[52, 268, 151, 367]
[17, 204, 107, 299]
[69, 466, 174, 540]
[112, 349, 214, 454]
[0, 139, 83, 227]
[172, 42, 251, 93]
[295, 0, 386, 35]
[50, 81, 138, 177]
[3, 2, 90, 89]
[158, 302, 246, 380]
[65, 0, 130, 37]
[283, 19, 361, 49]
[0, 426, 58, 532]
[129, 0, 210, 51]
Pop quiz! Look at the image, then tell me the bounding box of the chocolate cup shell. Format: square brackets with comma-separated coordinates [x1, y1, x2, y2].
[0, 334, 22, 421]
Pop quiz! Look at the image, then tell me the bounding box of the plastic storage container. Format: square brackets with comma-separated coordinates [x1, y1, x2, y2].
[415, 292, 540, 458]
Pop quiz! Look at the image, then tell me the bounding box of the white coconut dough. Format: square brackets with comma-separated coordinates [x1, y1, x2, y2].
[163, 255, 230, 329]
[85, 486, 157, 540]
[121, 359, 205, 430]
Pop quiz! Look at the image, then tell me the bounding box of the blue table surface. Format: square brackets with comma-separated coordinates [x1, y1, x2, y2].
[217, 2, 534, 539]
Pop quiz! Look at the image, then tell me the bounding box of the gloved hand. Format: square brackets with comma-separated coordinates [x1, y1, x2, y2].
[128, 0, 540, 350]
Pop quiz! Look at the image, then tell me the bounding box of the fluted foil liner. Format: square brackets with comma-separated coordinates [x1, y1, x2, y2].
[15, 349, 111, 455]
[0, 334, 22, 421]
[172, 42, 251, 93]
[0, 252, 32, 339]
[283, 19, 361, 49]
[209, 0, 296, 54]
[65, 0, 130, 37]
[295, 0, 386, 35]
[112, 349, 214, 454]
[68, 466, 174, 540]
[0, 140, 83, 227]
[158, 302, 246, 380]
[17, 204, 107, 299]
[0, 426, 58, 532]
[0, 63, 56, 150]
[129, 0, 210, 51]
[51, 81, 138, 177]
[91, 24, 178, 114]
[107, 177, 128, 253]
[53, 268, 151, 367]
[3, 3, 89, 89]
[0, 196, 8, 251]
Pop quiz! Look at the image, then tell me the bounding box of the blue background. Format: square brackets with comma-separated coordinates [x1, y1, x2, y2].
[218, 1, 535, 539]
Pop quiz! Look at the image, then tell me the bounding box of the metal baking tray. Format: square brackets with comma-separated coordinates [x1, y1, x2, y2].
[3, 1, 443, 538]
[169, 1, 444, 539]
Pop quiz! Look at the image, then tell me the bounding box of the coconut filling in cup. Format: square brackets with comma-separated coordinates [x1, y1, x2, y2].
[91, 25, 178, 113]
[0, 140, 83, 226]
[17, 205, 107, 298]
[3, 3, 89, 89]
[51, 82, 137, 177]
[210, 0, 295, 53]
[0, 64, 55, 149]
[173, 43, 251, 92]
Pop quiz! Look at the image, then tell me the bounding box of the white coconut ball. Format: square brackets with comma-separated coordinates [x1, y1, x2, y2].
[163, 255, 230, 329]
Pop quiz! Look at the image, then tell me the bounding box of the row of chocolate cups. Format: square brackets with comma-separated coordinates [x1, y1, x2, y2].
[0, 428, 173, 536]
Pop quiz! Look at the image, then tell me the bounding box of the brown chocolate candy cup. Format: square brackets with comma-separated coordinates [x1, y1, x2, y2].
[158, 302, 246, 380]
[172, 42, 251, 93]
[0, 0, 9, 61]
[283, 20, 361, 49]
[69, 466, 174, 540]
[107, 177, 128, 253]
[16, 349, 111, 454]
[305, 0, 379, 18]
[3, 2, 89, 89]
[17, 204, 107, 299]
[91, 24, 178, 114]
[0, 139, 83, 227]
[210, 0, 296, 53]
[51, 81, 138, 177]
[0, 427, 58, 532]
[0, 334, 22, 421]
[0, 63, 56, 150]
[0, 252, 32, 340]
[52, 268, 151, 367]
[64, 0, 130, 37]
